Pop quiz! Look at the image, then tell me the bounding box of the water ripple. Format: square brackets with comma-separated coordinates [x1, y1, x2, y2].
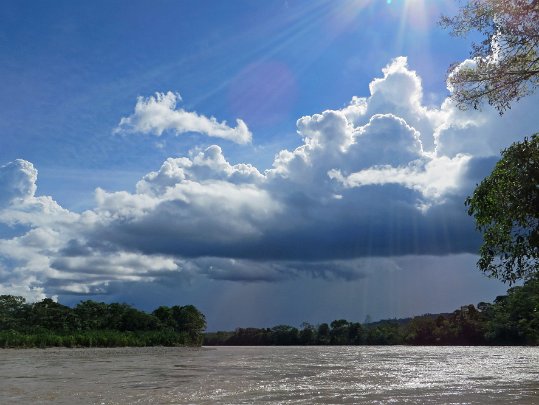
[0, 346, 538, 404]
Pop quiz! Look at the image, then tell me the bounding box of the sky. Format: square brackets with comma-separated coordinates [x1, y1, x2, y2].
[1, 0, 538, 331]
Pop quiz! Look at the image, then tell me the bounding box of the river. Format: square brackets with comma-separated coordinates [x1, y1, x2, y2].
[0, 346, 538, 404]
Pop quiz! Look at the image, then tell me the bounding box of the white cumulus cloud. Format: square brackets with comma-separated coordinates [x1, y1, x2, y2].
[0, 159, 38, 207]
[114, 91, 252, 144]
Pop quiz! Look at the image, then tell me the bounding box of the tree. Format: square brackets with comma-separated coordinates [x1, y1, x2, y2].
[299, 322, 316, 345]
[30, 298, 76, 331]
[347, 322, 364, 345]
[105, 303, 130, 330]
[270, 325, 299, 345]
[441, 0, 539, 113]
[74, 300, 109, 330]
[465, 135, 539, 283]
[481, 277, 539, 344]
[405, 317, 437, 345]
[450, 305, 486, 344]
[152, 306, 175, 329]
[330, 319, 349, 345]
[171, 305, 207, 343]
[0, 295, 28, 330]
[120, 307, 160, 331]
[317, 323, 330, 345]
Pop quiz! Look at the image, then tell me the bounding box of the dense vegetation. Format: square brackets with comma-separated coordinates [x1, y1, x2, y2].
[205, 276, 539, 346]
[0, 297, 206, 348]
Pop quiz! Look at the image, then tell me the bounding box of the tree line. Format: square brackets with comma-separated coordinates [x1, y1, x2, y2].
[205, 276, 539, 346]
[0, 297, 206, 348]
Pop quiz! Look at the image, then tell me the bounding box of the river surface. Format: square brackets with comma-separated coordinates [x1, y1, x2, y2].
[0, 346, 538, 404]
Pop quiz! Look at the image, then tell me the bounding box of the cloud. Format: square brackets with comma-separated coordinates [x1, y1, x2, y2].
[135, 145, 264, 197]
[436, 91, 539, 158]
[78, 60, 483, 261]
[1, 56, 538, 299]
[114, 91, 252, 144]
[0, 159, 37, 207]
[0, 159, 78, 228]
[0, 281, 50, 302]
[344, 56, 446, 152]
[185, 257, 372, 283]
[328, 154, 471, 203]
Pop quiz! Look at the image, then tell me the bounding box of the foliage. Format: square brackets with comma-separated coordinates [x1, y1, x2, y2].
[172, 305, 207, 344]
[465, 135, 539, 283]
[482, 277, 539, 344]
[0, 296, 206, 348]
[152, 305, 207, 345]
[440, 0, 539, 113]
[0, 295, 28, 330]
[74, 300, 109, 330]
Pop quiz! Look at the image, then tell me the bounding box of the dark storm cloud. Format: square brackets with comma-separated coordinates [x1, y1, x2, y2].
[83, 180, 482, 262]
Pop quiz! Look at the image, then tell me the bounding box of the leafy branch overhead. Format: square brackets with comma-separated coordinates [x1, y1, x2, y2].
[466, 135, 539, 283]
[441, 0, 539, 113]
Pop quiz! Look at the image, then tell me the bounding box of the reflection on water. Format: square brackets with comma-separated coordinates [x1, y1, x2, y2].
[0, 346, 538, 404]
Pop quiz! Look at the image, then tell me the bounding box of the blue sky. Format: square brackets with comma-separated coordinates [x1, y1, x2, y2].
[1, 0, 537, 330]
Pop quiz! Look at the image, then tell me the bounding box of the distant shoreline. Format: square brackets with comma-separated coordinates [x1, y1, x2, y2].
[204, 277, 539, 347]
